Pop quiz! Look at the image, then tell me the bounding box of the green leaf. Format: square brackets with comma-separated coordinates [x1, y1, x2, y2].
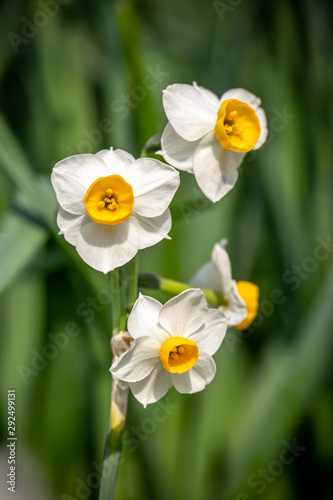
[0, 111, 57, 229]
[0, 211, 48, 294]
[0, 273, 45, 435]
[222, 261, 333, 497]
[140, 133, 162, 157]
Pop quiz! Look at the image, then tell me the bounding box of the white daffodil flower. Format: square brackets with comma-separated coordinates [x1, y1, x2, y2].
[159, 83, 267, 202]
[110, 289, 227, 407]
[191, 240, 259, 329]
[51, 148, 180, 273]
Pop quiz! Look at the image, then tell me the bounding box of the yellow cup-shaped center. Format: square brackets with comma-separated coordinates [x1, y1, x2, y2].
[84, 175, 134, 225]
[215, 99, 261, 153]
[160, 337, 199, 374]
[234, 281, 259, 330]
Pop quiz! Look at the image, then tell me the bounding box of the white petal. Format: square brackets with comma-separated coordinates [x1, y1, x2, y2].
[128, 294, 170, 344]
[132, 158, 179, 217]
[221, 281, 247, 326]
[253, 107, 268, 150]
[95, 148, 135, 175]
[110, 336, 160, 382]
[95, 147, 141, 192]
[160, 123, 197, 173]
[171, 352, 216, 394]
[158, 289, 208, 337]
[220, 88, 262, 111]
[57, 207, 84, 245]
[211, 242, 233, 295]
[163, 83, 217, 141]
[129, 364, 173, 407]
[51, 154, 109, 215]
[192, 82, 221, 110]
[189, 308, 227, 356]
[75, 216, 139, 273]
[192, 132, 244, 203]
[134, 210, 172, 249]
[190, 261, 223, 293]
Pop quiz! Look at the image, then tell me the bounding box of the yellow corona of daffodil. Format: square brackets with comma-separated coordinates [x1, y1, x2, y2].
[234, 281, 259, 330]
[159, 83, 267, 202]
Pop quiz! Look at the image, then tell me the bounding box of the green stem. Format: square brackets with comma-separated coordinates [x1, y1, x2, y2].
[98, 259, 139, 500]
[138, 273, 227, 307]
[128, 255, 138, 306]
[119, 309, 128, 332]
[98, 429, 123, 500]
[111, 268, 121, 336]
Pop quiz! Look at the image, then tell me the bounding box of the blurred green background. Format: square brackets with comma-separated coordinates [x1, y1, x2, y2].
[1, 0, 333, 498]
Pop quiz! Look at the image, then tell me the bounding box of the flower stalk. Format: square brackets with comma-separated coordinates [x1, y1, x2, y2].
[98, 257, 138, 500]
[138, 272, 228, 307]
[111, 268, 121, 336]
[98, 332, 133, 500]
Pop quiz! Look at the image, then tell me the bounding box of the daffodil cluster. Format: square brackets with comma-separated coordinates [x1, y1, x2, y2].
[51, 82, 267, 406]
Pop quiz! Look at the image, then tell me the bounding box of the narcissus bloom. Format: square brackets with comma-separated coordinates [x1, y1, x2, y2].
[110, 289, 227, 407]
[160, 83, 267, 202]
[191, 240, 259, 329]
[51, 148, 179, 273]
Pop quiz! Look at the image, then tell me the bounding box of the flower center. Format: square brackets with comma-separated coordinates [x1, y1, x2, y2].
[160, 337, 199, 374]
[84, 175, 134, 225]
[234, 281, 259, 330]
[215, 99, 261, 153]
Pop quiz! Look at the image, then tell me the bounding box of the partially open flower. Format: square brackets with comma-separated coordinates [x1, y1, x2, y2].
[191, 240, 259, 329]
[160, 83, 267, 202]
[110, 289, 227, 407]
[51, 148, 180, 273]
